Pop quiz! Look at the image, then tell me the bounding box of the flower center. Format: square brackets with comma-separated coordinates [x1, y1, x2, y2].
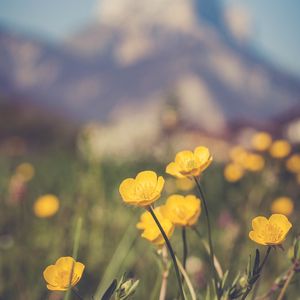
[261, 223, 283, 243]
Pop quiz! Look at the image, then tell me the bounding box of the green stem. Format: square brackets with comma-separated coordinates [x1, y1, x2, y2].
[182, 227, 188, 270]
[147, 206, 186, 300]
[193, 177, 220, 299]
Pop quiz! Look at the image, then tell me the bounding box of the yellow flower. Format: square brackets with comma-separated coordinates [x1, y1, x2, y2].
[243, 153, 265, 172]
[271, 197, 294, 216]
[251, 132, 272, 151]
[119, 171, 164, 207]
[175, 178, 195, 191]
[43, 257, 85, 291]
[286, 154, 300, 173]
[269, 140, 291, 159]
[166, 146, 212, 178]
[15, 162, 35, 182]
[229, 146, 248, 165]
[136, 207, 174, 246]
[160, 194, 201, 226]
[33, 194, 60, 218]
[224, 163, 244, 182]
[249, 214, 292, 246]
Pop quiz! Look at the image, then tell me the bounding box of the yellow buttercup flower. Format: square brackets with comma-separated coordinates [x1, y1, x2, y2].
[251, 132, 272, 152]
[175, 178, 195, 191]
[243, 153, 265, 172]
[286, 154, 300, 173]
[271, 197, 294, 216]
[43, 257, 85, 291]
[160, 194, 201, 226]
[269, 140, 291, 159]
[119, 170, 164, 207]
[224, 163, 244, 182]
[166, 146, 212, 178]
[33, 194, 60, 218]
[249, 214, 292, 246]
[136, 207, 174, 246]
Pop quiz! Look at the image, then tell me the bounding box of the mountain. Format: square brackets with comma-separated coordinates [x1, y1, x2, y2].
[0, 0, 300, 137]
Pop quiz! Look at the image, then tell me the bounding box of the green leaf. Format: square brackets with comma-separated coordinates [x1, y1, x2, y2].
[253, 249, 260, 275]
[101, 279, 118, 300]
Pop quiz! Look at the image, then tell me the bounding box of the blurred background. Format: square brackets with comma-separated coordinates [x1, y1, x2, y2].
[0, 0, 300, 299]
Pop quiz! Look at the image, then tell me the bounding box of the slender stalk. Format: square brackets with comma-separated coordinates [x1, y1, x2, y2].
[276, 267, 295, 300]
[193, 177, 220, 299]
[258, 247, 271, 273]
[64, 217, 83, 300]
[176, 256, 197, 300]
[147, 206, 186, 300]
[159, 246, 169, 300]
[182, 227, 188, 270]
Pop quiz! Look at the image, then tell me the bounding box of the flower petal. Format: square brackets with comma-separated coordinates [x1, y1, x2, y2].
[55, 257, 75, 270]
[119, 178, 136, 203]
[252, 216, 268, 231]
[249, 231, 267, 245]
[166, 162, 185, 178]
[269, 214, 292, 232]
[136, 170, 157, 185]
[194, 146, 211, 164]
[43, 265, 58, 286]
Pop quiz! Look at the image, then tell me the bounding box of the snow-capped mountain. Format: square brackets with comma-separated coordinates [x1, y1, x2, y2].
[0, 0, 299, 136]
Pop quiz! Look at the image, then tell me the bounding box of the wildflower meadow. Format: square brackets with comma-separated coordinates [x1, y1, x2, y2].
[1, 132, 300, 300]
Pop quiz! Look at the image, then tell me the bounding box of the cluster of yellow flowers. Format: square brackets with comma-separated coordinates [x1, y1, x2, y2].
[224, 132, 297, 183]
[119, 146, 210, 246]
[224, 145, 264, 182]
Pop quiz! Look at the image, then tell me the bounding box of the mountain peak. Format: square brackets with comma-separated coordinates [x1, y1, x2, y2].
[96, 0, 198, 32]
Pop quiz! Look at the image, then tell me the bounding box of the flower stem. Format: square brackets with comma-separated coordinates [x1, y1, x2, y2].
[276, 266, 295, 300]
[147, 206, 186, 300]
[182, 227, 188, 270]
[193, 177, 220, 300]
[159, 246, 169, 300]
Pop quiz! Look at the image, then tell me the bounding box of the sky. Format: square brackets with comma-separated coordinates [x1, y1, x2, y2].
[0, 0, 299, 77]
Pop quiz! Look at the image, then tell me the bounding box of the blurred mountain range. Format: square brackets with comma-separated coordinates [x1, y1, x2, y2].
[0, 0, 300, 138]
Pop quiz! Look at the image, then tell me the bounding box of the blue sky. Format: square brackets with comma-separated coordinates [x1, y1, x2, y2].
[0, 0, 299, 77]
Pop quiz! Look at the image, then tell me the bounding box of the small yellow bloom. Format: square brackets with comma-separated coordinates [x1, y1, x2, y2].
[175, 178, 195, 191]
[166, 146, 212, 178]
[43, 257, 85, 291]
[136, 207, 174, 246]
[33, 194, 60, 218]
[229, 146, 248, 165]
[243, 153, 265, 172]
[286, 154, 300, 173]
[119, 170, 164, 207]
[15, 162, 35, 182]
[160, 194, 201, 226]
[271, 197, 294, 216]
[269, 140, 291, 159]
[224, 163, 244, 182]
[249, 214, 292, 246]
[251, 132, 272, 152]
